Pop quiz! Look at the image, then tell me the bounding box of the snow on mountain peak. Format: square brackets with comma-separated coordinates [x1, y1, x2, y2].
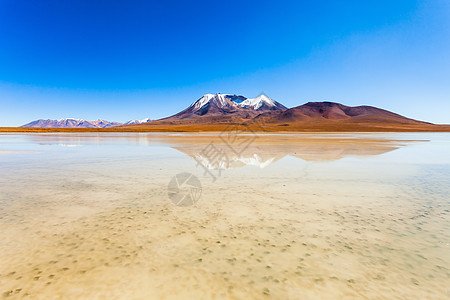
[192, 94, 215, 109]
[255, 94, 275, 104]
[191, 93, 233, 110]
[236, 94, 277, 110]
[189, 93, 283, 112]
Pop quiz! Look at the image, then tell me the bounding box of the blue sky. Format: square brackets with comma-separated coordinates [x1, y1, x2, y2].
[0, 0, 449, 126]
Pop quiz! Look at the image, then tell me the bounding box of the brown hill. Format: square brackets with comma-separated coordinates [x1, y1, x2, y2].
[254, 101, 429, 125]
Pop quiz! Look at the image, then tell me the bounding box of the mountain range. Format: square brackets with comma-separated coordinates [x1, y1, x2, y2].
[16, 93, 450, 131]
[21, 118, 151, 128]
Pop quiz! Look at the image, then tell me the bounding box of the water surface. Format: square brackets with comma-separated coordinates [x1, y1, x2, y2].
[0, 132, 449, 299]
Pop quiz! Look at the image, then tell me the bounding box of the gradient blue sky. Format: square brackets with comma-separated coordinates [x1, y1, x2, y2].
[1, 0, 449, 126]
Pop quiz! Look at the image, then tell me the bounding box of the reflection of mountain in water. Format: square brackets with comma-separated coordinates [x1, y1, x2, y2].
[24, 133, 421, 169]
[171, 135, 418, 169]
[186, 147, 285, 170]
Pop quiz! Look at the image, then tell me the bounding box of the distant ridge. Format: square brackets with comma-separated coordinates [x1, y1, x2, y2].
[21, 118, 122, 128]
[21, 117, 151, 128]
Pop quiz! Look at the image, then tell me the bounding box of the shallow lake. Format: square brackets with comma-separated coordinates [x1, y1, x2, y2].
[0, 132, 449, 299]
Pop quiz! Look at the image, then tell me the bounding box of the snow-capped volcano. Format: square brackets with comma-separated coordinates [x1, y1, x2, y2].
[191, 93, 285, 111]
[167, 93, 287, 119]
